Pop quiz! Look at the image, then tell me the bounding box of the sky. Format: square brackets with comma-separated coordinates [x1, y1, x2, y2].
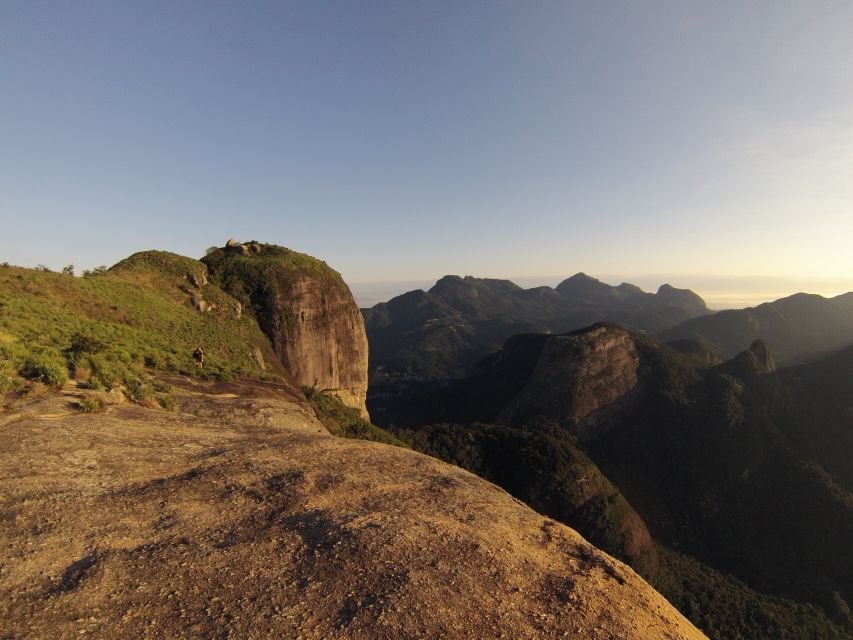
[2, 1, 852, 308]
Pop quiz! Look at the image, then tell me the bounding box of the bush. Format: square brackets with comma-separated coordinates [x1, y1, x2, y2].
[82, 355, 128, 390]
[305, 388, 407, 447]
[125, 378, 155, 404]
[64, 333, 106, 360]
[0, 371, 22, 393]
[77, 397, 104, 413]
[20, 350, 68, 387]
[157, 394, 176, 411]
[152, 380, 173, 393]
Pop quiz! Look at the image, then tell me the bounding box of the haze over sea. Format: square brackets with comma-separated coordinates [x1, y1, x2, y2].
[350, 275, 853, 311]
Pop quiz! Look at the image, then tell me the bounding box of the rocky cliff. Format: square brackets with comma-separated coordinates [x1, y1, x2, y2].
[497, 323, 641, 432]
[203, 242, 369, 417]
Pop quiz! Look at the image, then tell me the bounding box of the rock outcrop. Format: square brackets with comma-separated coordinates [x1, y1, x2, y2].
[497, 323, 641, 432]
[0, 384, 707, 640]
[203, 242, 369, 417]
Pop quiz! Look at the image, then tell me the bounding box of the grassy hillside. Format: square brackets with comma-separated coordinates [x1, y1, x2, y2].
[305, 387, 408, 448]
[0, 253, 281, 394]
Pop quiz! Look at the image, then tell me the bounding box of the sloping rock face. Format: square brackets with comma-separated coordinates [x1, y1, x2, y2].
[203, 243, 369, 417]
[0, 385, 706, 640]
[498, 323, 641, 431]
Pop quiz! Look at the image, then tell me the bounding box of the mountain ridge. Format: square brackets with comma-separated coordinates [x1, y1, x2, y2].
[660, 291, 853, 364]
[363, 273, 711, 420]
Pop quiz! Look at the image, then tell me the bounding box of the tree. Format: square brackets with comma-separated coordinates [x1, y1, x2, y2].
[62, 264, 75, 276]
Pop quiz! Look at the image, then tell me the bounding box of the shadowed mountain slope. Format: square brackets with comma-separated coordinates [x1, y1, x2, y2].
[660, 292, 853, 364]
[383, 324, 853, 640]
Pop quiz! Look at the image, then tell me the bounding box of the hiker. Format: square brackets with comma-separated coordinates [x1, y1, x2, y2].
[193, 345, 204, 368]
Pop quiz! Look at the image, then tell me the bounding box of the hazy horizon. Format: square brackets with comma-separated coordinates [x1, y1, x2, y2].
[348, 273, 853, 311]
[2, 2, 852, 293]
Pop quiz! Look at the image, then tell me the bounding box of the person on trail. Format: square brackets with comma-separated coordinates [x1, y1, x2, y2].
[193, 345, 204, 368]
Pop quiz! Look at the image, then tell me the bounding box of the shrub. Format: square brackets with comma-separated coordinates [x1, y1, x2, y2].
[144, 354, 163, 369]
[23, 381, 49, 397]
[20, 350, 68, 387]
[64, 333, 106, 360]
[77, 397, 103, 413]
[157, 394, 176, 411]
[82, 355, 127, 390]
[73, 365, 92, 382]
[0, 371, 22, 393]
[306, 388, 407, 447]
[152, 380, 173, 393]
[125, 378, 155, 404]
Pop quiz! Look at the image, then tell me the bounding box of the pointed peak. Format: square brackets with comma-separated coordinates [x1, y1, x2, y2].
[748, 339, 776, 372]
[567, 272, 599, 282]
[555, 272, 615, 299]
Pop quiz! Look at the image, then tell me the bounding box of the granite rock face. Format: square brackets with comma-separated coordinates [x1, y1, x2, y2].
[497, 323, 641, 431]
[203, 243, 369, 417]
[268, 272, 370, 417]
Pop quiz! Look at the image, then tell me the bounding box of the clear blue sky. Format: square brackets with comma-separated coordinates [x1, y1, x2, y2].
[2, 1, 852, 305]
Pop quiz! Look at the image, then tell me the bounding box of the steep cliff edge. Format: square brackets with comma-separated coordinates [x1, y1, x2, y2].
[203, 242, 369, 417]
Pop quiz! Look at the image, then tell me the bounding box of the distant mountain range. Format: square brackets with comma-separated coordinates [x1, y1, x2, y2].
[660, 291, 853, 363]
[363, 275, 853, 420]
[362, 273, 709, 411]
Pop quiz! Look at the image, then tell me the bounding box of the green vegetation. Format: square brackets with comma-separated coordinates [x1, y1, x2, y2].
[395, 420, 658, 575]
[0, 253, 280, 398]
[304, 386, 408, 447]
[20, 348, 69, 387]
[202, 243, 349, 313]
[157, 394, 176, 411]
[201, 244, 355, 350]
[76, 397, 104, 413]
[378, 323, 853, 640]
[656, 548, 851, 640]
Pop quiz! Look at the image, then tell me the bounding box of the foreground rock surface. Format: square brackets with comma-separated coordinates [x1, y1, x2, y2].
[0, 383, 705, 640]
